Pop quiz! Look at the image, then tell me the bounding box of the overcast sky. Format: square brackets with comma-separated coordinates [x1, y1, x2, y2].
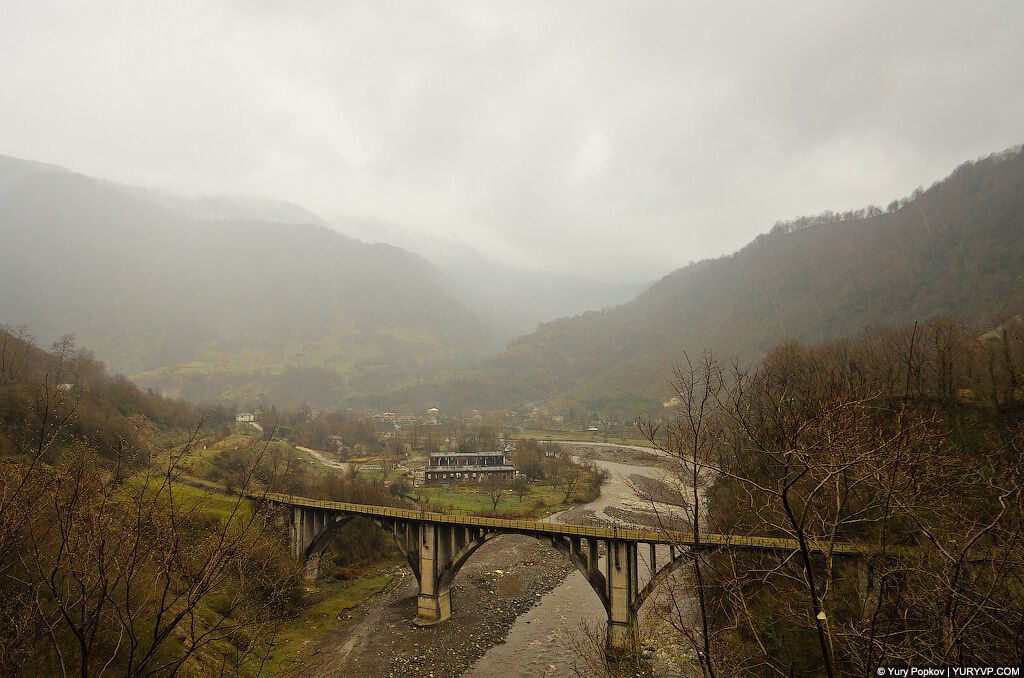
[1, 2, 1022, 281]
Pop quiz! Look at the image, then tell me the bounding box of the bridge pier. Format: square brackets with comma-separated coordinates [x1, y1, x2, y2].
[857, 556, 881, 622]
[414, 523, 453, 625]
[286, 510, 483, 625]
[605, 539, 640, 656]
[290, 507, 350, 580]
[291, 506, 314, 560]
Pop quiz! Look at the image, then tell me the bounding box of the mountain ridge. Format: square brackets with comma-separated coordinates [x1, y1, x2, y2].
[0, 157, 496, 407]
[375, 145, 1024, 415]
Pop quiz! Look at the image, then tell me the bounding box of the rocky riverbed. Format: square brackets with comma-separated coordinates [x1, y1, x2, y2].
[555, 441, 677, 470]
[303, 535, 575, 677]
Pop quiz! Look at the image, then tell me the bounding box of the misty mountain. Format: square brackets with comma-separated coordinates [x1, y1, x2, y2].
[382, 146, 1024, 415]
[0, 155, 496, 406]
[333, 216, 647, 335]
[0, 154, 68, 193]
[127, 189, 332, 228]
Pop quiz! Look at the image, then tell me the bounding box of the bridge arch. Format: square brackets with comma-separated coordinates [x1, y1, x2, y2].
[634, 545, 689, 614]
[436, 530, 499, 591]
[303, 514, 353, 561]
[432, 531, 613, 614]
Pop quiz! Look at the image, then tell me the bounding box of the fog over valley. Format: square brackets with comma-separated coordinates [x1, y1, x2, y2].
[1, 4, 1023, 677]
[2, 2, 1023, 280]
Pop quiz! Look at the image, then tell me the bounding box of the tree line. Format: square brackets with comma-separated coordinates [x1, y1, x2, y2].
[637, 315, 1024, 676]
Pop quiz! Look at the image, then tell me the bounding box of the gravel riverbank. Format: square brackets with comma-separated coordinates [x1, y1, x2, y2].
[303, 535, 574, 677]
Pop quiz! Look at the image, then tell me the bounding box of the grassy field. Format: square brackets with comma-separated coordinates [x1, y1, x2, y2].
[353, 465, 405, 483]
[260, 567, 396, 674]
[177, 431, 315, 479]
[165, 480, 249, 519]
[119, 472, 249, 521]
[518, 428, 653, 447]
[414, 481, 581, 519]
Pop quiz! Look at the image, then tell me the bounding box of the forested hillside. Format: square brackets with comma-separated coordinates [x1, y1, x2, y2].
[387, 146, 1024, 414]
[0, 157, 496, 407]
[0, 327, 224, 460]
[0, 324, 308, 675]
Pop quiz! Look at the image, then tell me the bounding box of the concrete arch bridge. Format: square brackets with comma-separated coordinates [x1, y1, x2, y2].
[257, 492, 863, 654]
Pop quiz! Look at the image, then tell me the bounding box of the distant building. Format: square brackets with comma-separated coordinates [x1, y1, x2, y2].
[427, 407, 440, 424]
[236, 412, 256, 423]
[424, 451, 516, 485]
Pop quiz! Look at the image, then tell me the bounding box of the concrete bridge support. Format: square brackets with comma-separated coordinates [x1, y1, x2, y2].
[605, 539, 640, 655]
[416, 522, 498, 625]
[291, 506, 350, 579]
[288, 508, 495, 626]
[415, 522, 451, 624]
[550, 534, 646, 656]
[857, 557, 882, 622]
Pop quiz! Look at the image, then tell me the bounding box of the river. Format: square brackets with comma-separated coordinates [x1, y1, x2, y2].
[464, 442, 682, 678]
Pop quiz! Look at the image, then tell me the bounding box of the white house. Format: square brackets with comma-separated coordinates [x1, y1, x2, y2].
[235, 412, 256, 423]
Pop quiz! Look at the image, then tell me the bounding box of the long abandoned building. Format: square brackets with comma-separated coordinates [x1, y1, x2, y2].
[424, 450, 517, 485]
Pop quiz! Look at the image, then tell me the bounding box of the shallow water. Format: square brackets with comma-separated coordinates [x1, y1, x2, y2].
[464, 444, 677, 678]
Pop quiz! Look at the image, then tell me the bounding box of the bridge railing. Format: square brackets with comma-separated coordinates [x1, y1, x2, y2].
[252, 491, 865, 555]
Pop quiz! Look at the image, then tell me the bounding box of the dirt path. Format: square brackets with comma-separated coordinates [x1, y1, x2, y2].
[295, 445, 351, 472]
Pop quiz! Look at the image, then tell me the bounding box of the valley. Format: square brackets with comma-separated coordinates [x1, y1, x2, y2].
[1, 45, 1022, 673]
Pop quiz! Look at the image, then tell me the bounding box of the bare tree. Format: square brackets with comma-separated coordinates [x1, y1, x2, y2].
[511, 474, 530, 503]
[555, 457, 582, 503]
[637, 323, 1024, 675]
[568, 620, 657, 678]
[638, 351, 721, 678]
[484, 475, 507, 512]
[2, 417, 301, 676]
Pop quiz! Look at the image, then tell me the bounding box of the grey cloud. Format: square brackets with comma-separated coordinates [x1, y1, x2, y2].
[1, 1, 1021, 281]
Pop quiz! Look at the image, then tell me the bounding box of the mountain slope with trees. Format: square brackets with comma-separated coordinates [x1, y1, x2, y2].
[387, 146, 1024, 414]
[0, 156, 497, 406]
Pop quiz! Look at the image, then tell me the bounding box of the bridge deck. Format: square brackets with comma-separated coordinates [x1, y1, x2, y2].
[260, 492, 864, 556]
